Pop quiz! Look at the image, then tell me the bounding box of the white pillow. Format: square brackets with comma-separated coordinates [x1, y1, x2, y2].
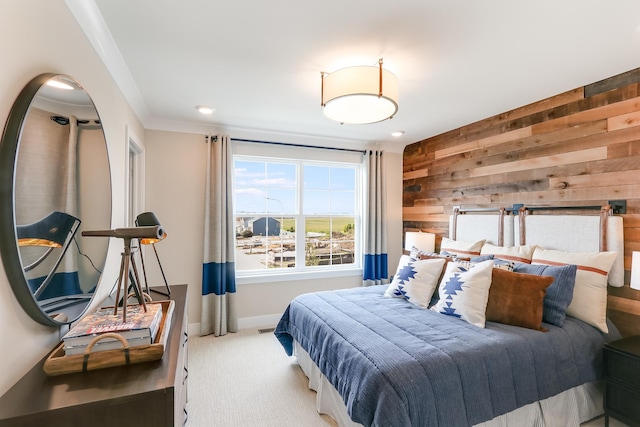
[430, 259, 494, 328]
[480, 243, 536, 264]
[385, 256, 447, 308]
[531, 247, 617, 333]
[440, 237, 485, 259]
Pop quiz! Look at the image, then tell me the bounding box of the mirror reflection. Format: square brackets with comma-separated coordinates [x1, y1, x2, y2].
[4, 74, 111, 325]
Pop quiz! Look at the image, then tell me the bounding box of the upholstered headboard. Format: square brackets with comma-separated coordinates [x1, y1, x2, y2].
[515, 211, 624, 287]
[449, 206, 624, 287]
[449, 208, 514, 246]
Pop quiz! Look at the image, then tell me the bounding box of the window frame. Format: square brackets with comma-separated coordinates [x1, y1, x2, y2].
[233, 154, 363, 282]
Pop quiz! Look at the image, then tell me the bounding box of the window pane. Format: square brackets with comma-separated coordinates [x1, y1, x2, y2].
[266, 188, 296, 214]
[330, 168, 355, 190]
[235, 161, 265, 187]
[330, 191, 355, 214]
[331, 217, 355, 265]
[267, 163, 296, 188]
[236, 189, 266, 213]
[305, 217, 330, 266]
[303, 189, 330, 214]
[235, 216, 295, 270]
[304, 217, 355, 267]
[304, 165, 329, 189]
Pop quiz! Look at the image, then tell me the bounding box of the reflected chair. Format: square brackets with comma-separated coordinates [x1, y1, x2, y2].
[17, 211, 81, 299]
[135, 212, 171, 296]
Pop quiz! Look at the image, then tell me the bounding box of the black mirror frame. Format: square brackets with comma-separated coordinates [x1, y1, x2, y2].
[0, 73, 103, 326]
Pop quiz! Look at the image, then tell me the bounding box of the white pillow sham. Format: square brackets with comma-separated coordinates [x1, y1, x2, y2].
[440, 237, 485, 259]
[385, 256, 446, 308]
[531, 247, 617, 333]
[480, 243, 536, 264]
[431, 259, 494, 328]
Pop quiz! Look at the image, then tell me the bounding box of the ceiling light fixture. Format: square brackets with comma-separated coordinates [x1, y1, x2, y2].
[321, 58, 398, 125]
[196, 105, 214, 115]
[392, 131, 405, 137]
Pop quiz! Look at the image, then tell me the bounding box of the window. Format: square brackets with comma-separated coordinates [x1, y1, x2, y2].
[234, 156, 360, 276]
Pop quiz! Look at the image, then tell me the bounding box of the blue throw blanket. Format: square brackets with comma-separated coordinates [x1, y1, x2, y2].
[275, 286, 617, 427]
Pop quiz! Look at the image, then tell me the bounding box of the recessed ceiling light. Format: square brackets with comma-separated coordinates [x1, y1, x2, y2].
[196, 105, 214, 115]
[391, 131, 404, 137]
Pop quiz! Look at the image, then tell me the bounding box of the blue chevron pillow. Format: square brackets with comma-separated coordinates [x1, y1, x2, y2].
[385, 255, 446, 308]
[431, 259, 494, 328]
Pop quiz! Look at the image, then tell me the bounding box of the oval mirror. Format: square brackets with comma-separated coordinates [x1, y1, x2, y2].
[0, 73, 111, 326]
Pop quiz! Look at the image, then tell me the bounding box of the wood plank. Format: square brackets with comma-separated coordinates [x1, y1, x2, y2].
[434, 127, 532, 160]
[585, 67, 640, 97]
[532, 96, 640, 134]
[608, 294, 640, 315]
[402, 206, 445, 217]
[463, 120, 608, 162]
[459, 89, 584, 136]
[468, 147, 607, 178]
[548, 170, 640, 190]
[422, 122, 635, 180]
[608, 110, 640, 131]
[403, 169, 429, 181]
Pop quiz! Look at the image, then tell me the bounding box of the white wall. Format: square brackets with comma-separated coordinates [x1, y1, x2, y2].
[143, 130, 403, 332]
[0, 0, 143, 395]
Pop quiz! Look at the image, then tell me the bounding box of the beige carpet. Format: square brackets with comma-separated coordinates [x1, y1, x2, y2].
[188, 328, 337, 427]
[187, 328, 625, 427]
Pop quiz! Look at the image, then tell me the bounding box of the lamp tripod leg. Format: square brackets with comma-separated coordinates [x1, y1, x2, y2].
[129, 256, 147, 311]
[152, 243, 171, 296]
[113, 251, 127, 317]
[121, 251, 131, 323]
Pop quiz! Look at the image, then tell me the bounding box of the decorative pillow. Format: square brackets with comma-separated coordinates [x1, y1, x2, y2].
[513, 263, 577, 327]
[385, 255, 446, 308]
[431, 259, 494, 328]
[531, 247, 617, 333]
[469, 255, 515, 272]
[485, 268, 553, 331]
[481, 243, 536, 264]
[409, 246, 450, 261]
[439, 237, 485, 259]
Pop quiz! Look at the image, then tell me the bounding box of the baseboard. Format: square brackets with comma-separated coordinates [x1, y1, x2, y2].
[237, 313, 282, 330]
[187, 313, 282, 337]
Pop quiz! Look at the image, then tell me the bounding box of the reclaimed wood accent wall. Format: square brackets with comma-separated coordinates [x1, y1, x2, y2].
[403, 68, 640, 337]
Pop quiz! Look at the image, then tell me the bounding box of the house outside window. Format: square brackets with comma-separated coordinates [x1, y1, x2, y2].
[234, 155, 361, 277]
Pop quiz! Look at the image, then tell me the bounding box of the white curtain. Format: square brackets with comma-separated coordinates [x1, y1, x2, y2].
[200, 135, 238, 336]
[63, 116, 79, 275]
[362, 150, 388, 286]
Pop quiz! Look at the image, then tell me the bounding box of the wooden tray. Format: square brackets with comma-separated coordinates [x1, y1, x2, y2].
[43, 300, 175, 376]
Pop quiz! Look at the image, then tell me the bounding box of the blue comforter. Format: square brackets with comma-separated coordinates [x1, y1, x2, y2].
[275, 285, 617, 427]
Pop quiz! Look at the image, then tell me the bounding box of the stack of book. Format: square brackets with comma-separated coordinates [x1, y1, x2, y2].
[62, 303, 163, 356]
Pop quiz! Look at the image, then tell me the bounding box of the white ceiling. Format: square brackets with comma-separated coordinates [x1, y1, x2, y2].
[68, 0, 640, 152]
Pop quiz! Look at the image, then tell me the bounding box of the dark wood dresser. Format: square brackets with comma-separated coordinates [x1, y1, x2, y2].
[0, 284, 189, 427]
[603, 335, 640, 427]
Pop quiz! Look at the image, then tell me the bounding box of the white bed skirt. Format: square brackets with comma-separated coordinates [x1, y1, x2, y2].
[294, 341, 604, 427]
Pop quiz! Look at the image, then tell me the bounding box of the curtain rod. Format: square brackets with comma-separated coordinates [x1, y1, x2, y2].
[51, 115, 101, 127]
[208, 135, 367, 154]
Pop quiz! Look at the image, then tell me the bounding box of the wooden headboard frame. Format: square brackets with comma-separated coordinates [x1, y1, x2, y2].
[518, 204, 612, 252]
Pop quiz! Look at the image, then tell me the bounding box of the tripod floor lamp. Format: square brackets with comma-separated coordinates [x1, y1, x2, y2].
[81, 225, 163, 322]
[135, 212, 171, 297]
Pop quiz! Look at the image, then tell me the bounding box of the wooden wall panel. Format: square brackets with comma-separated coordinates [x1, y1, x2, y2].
[403, 67, 640, 336]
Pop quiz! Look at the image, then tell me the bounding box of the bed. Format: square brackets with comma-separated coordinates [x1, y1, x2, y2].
[275, 206, 624, 427]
